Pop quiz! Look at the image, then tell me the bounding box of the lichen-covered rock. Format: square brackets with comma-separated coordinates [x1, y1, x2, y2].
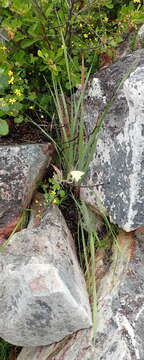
[0, 144, 51, 241]
[138, 24, 144, 46]
[81, 49, 144, 231]
[17, 230, 144, 359]
[92, 230, 144, 359]
[17, 328, 95, 360]
[0, 200, 91, 346]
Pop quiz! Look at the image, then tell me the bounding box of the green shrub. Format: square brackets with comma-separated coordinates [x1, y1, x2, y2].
[0, 0, 143, 135]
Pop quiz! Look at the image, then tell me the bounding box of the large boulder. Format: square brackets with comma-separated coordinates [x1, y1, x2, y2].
[81, 49, 144, 231]
[93, 230, 144, 359]
[0, 144, 51, 241]
[17, 229, 144, 360]
[0, 196, 92, 346]
[17, 328, 95, 360]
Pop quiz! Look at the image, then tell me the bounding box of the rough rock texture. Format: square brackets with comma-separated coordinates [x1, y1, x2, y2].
[17, 328, 95, 360]
[0, 144, 51, 241]
[0, 198, 91, 346]
[92, 230, 144, 359]
[81, 49, 144, 231]
[138, 24, 144, 46]
[17, 229, 144, 360]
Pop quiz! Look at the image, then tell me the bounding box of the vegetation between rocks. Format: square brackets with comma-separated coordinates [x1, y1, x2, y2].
[0, 0, 143, 135]
[0, 0, 144, 358]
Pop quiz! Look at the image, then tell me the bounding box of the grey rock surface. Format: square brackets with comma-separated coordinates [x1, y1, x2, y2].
[17, 328, 95, 360]
[81, 49, 144, 231]
[17, 229, 144, 360]
[0, 199, 92, 346]
[0, 144, 51, 240]
[0, 29, 9, 44]
[138, 24, 144, 46]
[92, 230, 144, 359]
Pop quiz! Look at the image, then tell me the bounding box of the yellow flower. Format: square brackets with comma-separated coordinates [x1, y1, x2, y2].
[29, 106, 34, 109]
[50, 190, 56, 195]
[53, 199, 58, 204]
[14, 89, 22, 96]
[35, 200, 39, 204]
[8, 70, 13, 76]
[80, 23, 83, 28]
[104, 17, 108, 22]
[133, 0, 140, 2]
[9, 98, 16, 104]
[8, 76, 14, 85]
[40, 115, 44, 118]
[0, 45, 7, 51]
[83, 34, 88, 38]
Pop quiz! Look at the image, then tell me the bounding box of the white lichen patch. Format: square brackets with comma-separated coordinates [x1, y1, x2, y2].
[123, 66, 144, 230]
[88, 78, 106, 103]
[115, 314, 140, 360]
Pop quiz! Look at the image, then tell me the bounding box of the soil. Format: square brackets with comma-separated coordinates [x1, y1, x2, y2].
[0, 117, 52, 145]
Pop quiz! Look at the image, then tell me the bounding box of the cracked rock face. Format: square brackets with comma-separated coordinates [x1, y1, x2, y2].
[81, 49, 144, 231]
[17, 230, 144, 360]
[17, 328, 95, 360]
[138, 24, 144, 45]
[0, 202, 91, 346]
[93, 230, 144, 360]
[0, 144, 51, 241]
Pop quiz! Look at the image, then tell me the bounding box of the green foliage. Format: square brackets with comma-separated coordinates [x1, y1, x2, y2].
[0, 338, 13, 360]
[40, 177, 66, 206]
[0, 1, 143, 351]
[76, 198, 119, 340]
[0, 0, 143, 134]
[0, 119, 9, 135]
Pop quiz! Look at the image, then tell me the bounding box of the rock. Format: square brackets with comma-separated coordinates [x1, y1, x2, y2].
[17, 229, 144, 360]
[0, 144, 51, 241]
[0, 199, 92, 346]
[81, 49, 144, 231]
[17, 328, 95, 360]
[0, 29, 9, 44]
[92, 231, 144, 359]
[138, 24, 144, 46]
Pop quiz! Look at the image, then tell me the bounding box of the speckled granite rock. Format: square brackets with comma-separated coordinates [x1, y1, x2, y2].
[138, 24, 144, 46]
[0, 199, 92, 346]
[0, 144, 51, 241]
[17, 328, 95, 360]
[93, 230, 144, 360]
[81, 49, 144, 231]
[17, 230, 144, 360]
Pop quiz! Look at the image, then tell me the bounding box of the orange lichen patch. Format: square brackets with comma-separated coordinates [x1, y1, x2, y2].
[0, 215, 21, 241]
[135, 226, 144, 233]
[116, 230, 136, 263]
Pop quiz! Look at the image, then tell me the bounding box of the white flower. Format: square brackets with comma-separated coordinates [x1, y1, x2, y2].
[70, 170, 85, 182]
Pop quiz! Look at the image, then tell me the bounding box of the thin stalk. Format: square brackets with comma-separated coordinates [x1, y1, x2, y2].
[89, 233, 97, 342]
[0, 212, 26, 251]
